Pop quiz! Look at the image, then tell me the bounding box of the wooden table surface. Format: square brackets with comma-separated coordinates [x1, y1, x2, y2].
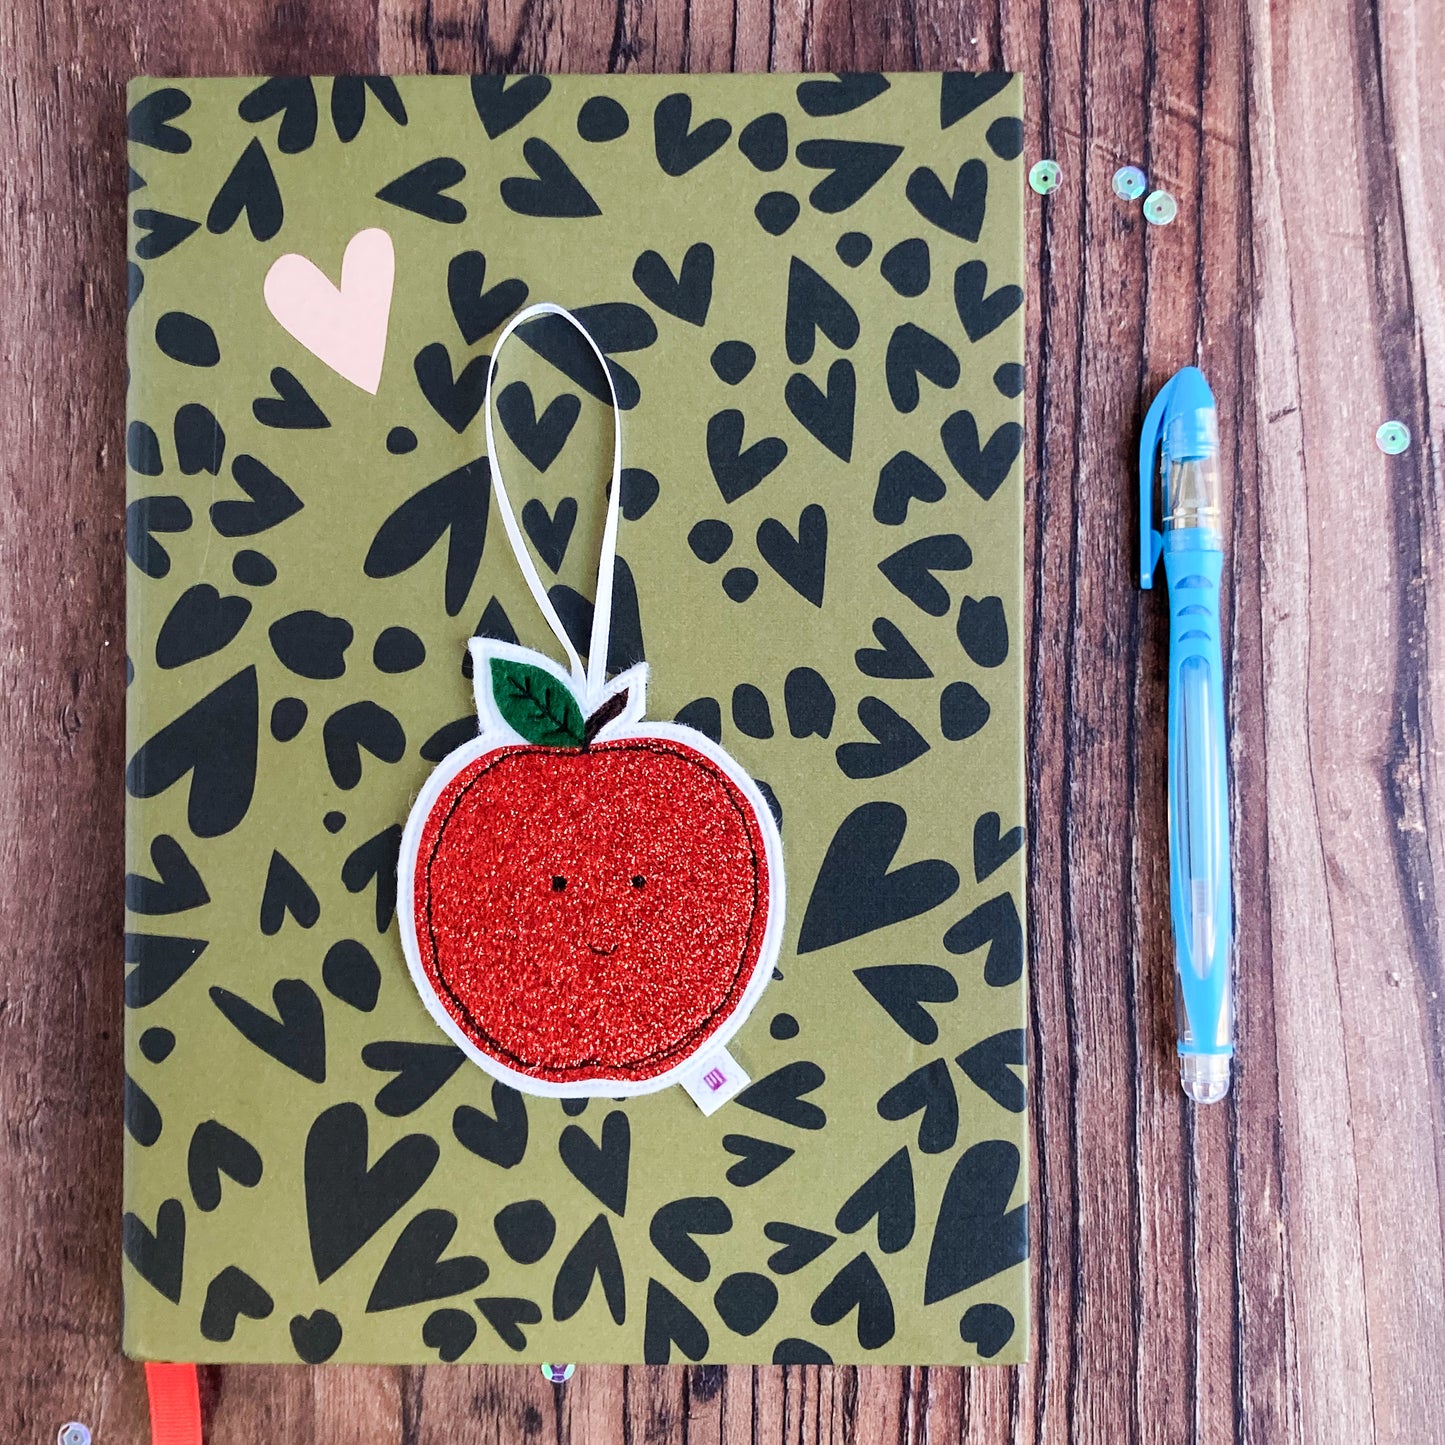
[3, 0, 1442, 1440]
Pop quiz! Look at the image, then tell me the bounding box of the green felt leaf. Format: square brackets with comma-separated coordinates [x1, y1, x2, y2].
[490, 657, 585, 747]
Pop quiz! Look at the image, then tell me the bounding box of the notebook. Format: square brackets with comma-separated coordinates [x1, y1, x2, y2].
[123, 70, 1028, 1366]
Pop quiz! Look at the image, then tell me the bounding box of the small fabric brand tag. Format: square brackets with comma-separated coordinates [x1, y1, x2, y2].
[679, 1047, 750, 1115]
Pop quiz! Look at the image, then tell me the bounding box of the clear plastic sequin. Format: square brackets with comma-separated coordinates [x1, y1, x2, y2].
[1028, 159, 1061, 195]
[1376, 420, 1411, 455]
[1113, 165, 1147, 201]
[58, 1426, 92, 1445]
[1143, 190, 1179, 226]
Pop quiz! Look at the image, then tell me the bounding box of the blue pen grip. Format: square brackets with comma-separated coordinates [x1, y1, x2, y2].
[1163, 534, 1233, 1057]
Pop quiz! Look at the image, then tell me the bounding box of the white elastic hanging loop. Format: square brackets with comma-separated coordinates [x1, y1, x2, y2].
[482, 302, 624, 704]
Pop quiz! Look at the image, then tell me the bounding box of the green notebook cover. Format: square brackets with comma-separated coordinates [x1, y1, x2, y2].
[123, 71, 1028, 1365]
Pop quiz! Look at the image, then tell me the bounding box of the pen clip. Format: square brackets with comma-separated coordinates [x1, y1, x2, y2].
[1138, 376, 1172, 588]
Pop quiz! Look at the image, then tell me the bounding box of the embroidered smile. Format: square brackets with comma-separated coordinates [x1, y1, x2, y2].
[586, 942, 618, 956]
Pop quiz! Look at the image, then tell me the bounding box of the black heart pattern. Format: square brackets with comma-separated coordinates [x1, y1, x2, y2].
[941, 409, 1024, 502]
[800, 803, 959, 953]
[258, 850, 320, 934]
[331, 77, 407, 142]
[559, 1110, 631, 1215]
[210, 455, 302, 537]
[906, 159, 988, 242]
[974, 811, 1025, 881]
[940, 72, 1012, 127]
[785, 257, 859, 364]
[253, 367, 328, 429]
[795, 139, 902, 212]
[955, 1029, 1028, 1112]
[500, 139, 600, 219]
[239, 77, 317, 153]
[322, 701, 406, 790]
[422, 1306, 477, 1361]
[125, 1073, 162, 1146]
[552, 1214, 626, 1324]
[127, 495, 191, 578]
[653, 93, 731, 176]
[363, 457, 490, 617]
[707, 410, 787, 503]
[835, 697, 930, 779]
[878, 534, 972, 616]
[126, 834, 209, 915]
[188, 1120, 263, 1211]
[206, 139, 282, 241]
[517, 302, 654, 409]
[855, 617, 933, 679]
[633, 242, 714, 325]
[200, 1265, 273, 1342]
[855, 965, 959, 1046]
[125, 666, 259, 838]
[923, 1140, 1027, 1302]
[365, 1209, 489, 1312]
[125, 933, 208, 1008]
[453, 1081, 529, 1169]
[361, 1040, 466, 1116]
[835, 1148, 916, 1253]
[123, 1197, 186, 1303]
[497, 382, 581, 471]
[173, 404, 225, 476]
[961, 1301, 1016, 1359]
[342, 824, 403, 933]
[129, 87, 191, 152]
[470, 74, 551, 138]
[210, 978, 326, 1082]
[133, 209, 198, 259]
[735, 1062, 826, 1130]
[644, 1278, 709, 1363]
[944, 892, 1024, 986]
[797, 73, 890, 116]
[877, 1058, 959, 1154]
[475, 1296, 543, 1352]
[448, 250, 528, 345]
[721, 1134, 794, 1187]
[290, 1309, 343, 1362]
[953, 259, 1023, 342]
[649, 1196, 732, 1281]
[414, 343, 489, 433]
[763, 1221, 835, 1274]
[810, 1252, 895, 1350]
[304, 1102, 439, 1283]
[786, 359, 856, 461]
[886, 322, 960, 413]
[377, 157, 467, 223]
[757, 504, 827, 606]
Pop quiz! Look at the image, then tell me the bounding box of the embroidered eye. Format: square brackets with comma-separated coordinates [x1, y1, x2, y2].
[631, 875, 646, 888]
[551, 876, 567, 891]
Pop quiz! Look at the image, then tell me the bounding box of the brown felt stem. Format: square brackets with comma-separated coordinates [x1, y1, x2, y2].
[583, 689, 628, 746]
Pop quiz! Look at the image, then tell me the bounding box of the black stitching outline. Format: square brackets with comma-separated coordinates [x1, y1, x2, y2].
[419, 736, 769, 1080]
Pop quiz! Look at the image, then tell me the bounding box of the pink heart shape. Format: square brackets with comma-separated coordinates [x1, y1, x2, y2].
[263, 228, 395, 394]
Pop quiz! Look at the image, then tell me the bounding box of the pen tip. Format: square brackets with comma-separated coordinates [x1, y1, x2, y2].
[1180, 1054, 1230, 1104]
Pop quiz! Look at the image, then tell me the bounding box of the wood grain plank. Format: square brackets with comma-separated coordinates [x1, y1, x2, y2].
[1247, 2, 1445, 1443]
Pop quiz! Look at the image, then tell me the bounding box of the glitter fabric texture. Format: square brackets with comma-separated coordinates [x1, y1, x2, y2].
[414, 736, 770, 1083]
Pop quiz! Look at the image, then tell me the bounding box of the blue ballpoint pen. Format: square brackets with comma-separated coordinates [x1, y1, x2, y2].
[1139, 367, 1235, 1103]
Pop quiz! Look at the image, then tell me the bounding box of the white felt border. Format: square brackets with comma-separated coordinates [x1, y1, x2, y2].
[395, 702, 786, 1100]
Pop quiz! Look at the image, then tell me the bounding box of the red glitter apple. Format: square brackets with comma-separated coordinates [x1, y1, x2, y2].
[398, 639, 785, 1097]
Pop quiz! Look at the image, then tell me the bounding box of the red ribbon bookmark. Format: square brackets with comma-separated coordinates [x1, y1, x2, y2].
[145, 1363, 202, 1445]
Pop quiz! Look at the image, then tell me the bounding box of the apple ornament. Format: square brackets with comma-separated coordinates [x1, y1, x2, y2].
[397, 304, 784, 1106]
